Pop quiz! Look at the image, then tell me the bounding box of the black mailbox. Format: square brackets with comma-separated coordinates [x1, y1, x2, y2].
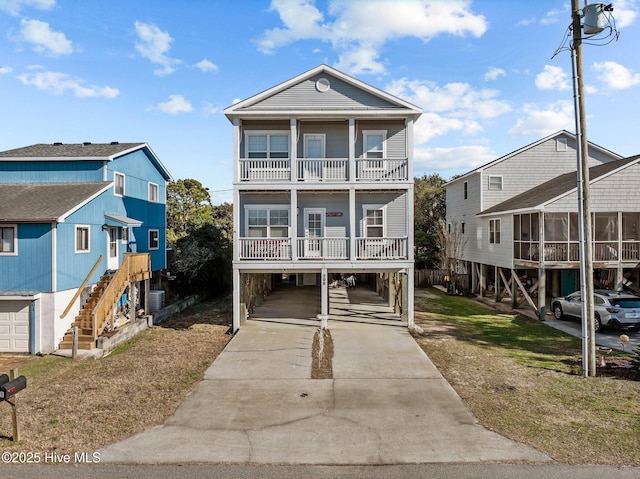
[0, 376, 27, 401]
[0, 374, 9, 387]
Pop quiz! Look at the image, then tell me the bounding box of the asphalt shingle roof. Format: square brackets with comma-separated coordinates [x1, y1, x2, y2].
[480, 156, 640, 216]
[0, 143, 144, 159]
[0, 182, 111, 221]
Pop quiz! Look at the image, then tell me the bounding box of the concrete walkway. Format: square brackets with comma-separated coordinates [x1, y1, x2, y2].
[99, 286, 549, 464]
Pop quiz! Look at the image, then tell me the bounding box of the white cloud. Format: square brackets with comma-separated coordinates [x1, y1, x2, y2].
[195, 58, 218, 73]
[258, 0, 487, 75]
[386, 78, 510, 142]
[0, 66, 12, 74]
[593, 61, 640, 90]
[610, 0, 638, 28]
[508, 100, 574, 137]
[484, 67, 505, 81]
[0, 0, 55, 16]
[17, 71, 119, 98]
[134, 21, 181, 76]
[535, 65, 570, 91]
[203, 103, 220, 116]
[414, 144, 495, 174]
[18, 19, 72, 56]
[518, 6, 568, 26]
[153, 94, 193, 114]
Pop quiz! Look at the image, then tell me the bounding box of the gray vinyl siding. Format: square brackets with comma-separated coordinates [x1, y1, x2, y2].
[298, 122, 349, 158]
[446, 173, 481, 263]
[355, 121, 406, 158]
[546, 163, 640, 212]
[243, 73, 400, 111]
[481, 135, 616, 210]
[297, 193, 349, 237]
[357, 192, 406, 237]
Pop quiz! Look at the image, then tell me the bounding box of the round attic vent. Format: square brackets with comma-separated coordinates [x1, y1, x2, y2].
[315, 77, 331, 92]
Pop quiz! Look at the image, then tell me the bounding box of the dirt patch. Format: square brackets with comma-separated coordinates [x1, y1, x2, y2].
[311, 328, 333, 379]
[596, 358, 640, 381]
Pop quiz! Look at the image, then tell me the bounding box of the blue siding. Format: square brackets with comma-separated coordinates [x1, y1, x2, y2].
[0, 223, 52, 291]
[0, 160, 103, 183]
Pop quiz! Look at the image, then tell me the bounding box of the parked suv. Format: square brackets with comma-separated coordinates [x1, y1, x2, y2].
[551, 289, 640, 332]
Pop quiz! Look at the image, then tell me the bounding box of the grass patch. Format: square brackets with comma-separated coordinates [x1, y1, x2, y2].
[414, 287, 640, 466]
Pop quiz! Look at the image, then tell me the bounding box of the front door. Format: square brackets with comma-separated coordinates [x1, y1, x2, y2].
[107, 227, 119, 270]
[303, 134, 325, 179]
[304, 209, 325, 258]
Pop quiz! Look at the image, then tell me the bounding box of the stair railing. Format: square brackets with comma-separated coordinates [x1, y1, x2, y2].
[90, 253, 151, 340]
[60, 255, 103, 319]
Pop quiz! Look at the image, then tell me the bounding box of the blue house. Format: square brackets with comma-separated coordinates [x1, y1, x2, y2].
[0, 142, 172, 353]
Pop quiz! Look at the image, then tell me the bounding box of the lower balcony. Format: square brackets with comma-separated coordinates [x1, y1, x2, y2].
[515, 240, 640, 264]
[238, 237, 408, 261]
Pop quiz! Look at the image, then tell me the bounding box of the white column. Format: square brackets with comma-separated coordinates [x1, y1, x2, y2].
[290, 118, 297, 182]
[233, 267, 241, 332]
[350, 187, 356, 261]
[320, 267, 328, 329]
[407, 267, 415, 329]
[291, 188, 298, 261]
[233, 118, 241, 183]
[348, 118, 355, 181]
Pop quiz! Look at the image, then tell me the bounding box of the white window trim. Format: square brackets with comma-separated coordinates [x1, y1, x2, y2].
[303, 133, 326, 158]
[362, 204, 386, 237]
[244, 204, 290, 238]
[0, 224, 18, 256]
[556, 137, 568, 152]
[490, 219, 501, 244]
[362, 130, 387, 159]
[244, 130, 290, 159]
[488, 175, 503, 191]
[75, 225, 90, 253]
[121, 226, 129, 245]
[114, 172, 125, 197]
[149, 229, 159, 250]
[148, 182, 159, 203]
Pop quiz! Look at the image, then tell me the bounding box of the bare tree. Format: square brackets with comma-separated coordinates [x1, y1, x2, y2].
[438, 218, 468, 294]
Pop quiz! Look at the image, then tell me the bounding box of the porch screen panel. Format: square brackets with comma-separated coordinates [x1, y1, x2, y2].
[544, 213, 568, 241]
[623, 212, 640, 240]
[594, 213, 617, 241]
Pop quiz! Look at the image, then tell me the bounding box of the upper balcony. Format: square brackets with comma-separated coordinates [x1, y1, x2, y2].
[238, 157, 409, 183]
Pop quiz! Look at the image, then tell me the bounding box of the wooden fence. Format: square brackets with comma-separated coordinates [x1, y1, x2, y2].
[414, 269, 470, 292]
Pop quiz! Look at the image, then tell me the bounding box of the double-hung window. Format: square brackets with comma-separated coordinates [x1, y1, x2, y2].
[246, 206, 289, 238]
[363, 205, 384, 238]
[363, 130, 386, 170]
[75, 225, 90, 253]
[246, 133, 289, 159]
[149, 182, 159, 203]
[490, 219, 501, 244]
[0, 225, 17, 255]
[114, 172, 125, 197]
[488, 175, 502, 191]
[149, 230, 159, 250]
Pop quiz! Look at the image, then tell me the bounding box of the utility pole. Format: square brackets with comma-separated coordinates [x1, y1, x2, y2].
[571, 0, 596, 376]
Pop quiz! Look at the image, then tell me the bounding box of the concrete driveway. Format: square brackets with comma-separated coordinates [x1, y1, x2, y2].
[99, 285, 549, 464]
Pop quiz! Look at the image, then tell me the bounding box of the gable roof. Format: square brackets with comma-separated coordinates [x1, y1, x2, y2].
[224, 64, 422, 121]
[446, 130, 623, 186]
[478, 155, 640, 216]
[0, 182, 111, 222]
[0, 142, 173, 181]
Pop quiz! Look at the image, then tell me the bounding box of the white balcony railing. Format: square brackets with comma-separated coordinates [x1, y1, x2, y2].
[356, 237, 407, 260]
[239, 159, 290, 182]
[296, 238, 349, 259]
[238, 157, 409, 182]
[355, 158, 407, 181]
[516, 240, 637, 263]
[238, 238, 291, 260]
[297, 159, 348, 181]
[238, 237, 408, 260]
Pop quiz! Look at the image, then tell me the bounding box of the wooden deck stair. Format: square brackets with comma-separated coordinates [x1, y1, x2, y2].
[58, 253, 152, 351]
[59, 275, 114, 350]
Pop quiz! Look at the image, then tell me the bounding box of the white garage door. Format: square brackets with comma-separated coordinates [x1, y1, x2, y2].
[0, 301, 30, 353]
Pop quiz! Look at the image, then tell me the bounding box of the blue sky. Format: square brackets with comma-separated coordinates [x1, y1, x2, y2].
[1, 0, 639, 204]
